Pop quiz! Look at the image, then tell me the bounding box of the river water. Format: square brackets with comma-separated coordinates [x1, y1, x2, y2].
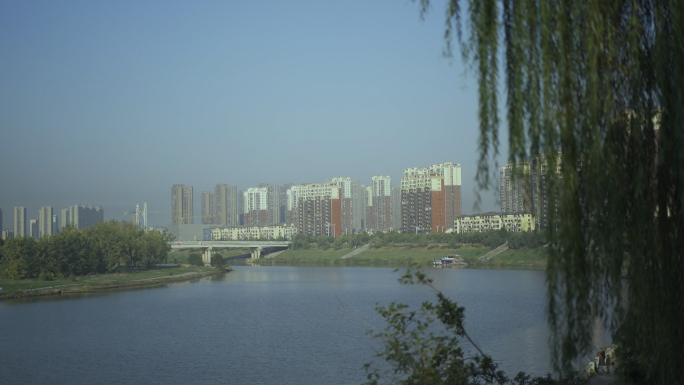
[1, 266, 578, 384]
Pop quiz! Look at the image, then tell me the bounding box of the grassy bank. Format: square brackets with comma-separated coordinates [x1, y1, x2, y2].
[487, 247, 549, 268]
[0, 266, 226, 300]
[258, 243, 548, 268]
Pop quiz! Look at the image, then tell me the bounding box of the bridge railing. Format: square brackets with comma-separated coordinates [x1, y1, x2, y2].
[170, 240, 290, 247]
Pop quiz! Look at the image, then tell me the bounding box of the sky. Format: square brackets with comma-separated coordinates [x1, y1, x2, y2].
[0, 0, 508, 228]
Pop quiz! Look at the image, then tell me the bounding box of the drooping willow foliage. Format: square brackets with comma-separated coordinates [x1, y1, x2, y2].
[420, 0, 683, 383]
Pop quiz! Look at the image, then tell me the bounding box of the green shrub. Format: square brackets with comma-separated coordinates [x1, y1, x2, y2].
[188, 253, 204, 266]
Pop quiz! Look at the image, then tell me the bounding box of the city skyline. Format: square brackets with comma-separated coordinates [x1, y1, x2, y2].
[1, 1, 508, 227]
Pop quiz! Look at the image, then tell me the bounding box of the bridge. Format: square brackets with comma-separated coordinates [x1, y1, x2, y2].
[170, 240, 291, 263]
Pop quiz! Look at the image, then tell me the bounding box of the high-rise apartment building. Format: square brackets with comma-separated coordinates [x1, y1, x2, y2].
[29, 218, 38, 239]
[243, 187, 269, 226]
[285, 185, 302, 225]
[391, 186, 402, 230]
[201, 191, 214, 225]
[400, 162, 462, 233]
[331, 177, 365, 234]
[430, 162, 462, 229]
[38, 206, 54, 238]
[499, 162, 532, 213]
[243, 184, 284, 225]
[296, 182, 342, 237]
[2, 230, 13, 240]
[171, 184, 194, 225]
[61, 205, 103, 230]
[280, 184, 294, 224]
[366, 176, 392, 231]
[214, 184, 238, 226]
[264, 184, 282, 225]
[531, 152, 562, 230]
[13, 207, 27, 238]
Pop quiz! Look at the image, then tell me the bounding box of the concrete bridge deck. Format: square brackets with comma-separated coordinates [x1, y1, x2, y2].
[170, 240, 290, 262]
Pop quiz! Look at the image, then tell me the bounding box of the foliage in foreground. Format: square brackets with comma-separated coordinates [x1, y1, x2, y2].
[364, 268, 579, 385]
[0, 221, 172, 279]
[418, 0, 684, 382]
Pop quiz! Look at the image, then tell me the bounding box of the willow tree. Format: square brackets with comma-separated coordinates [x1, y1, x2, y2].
[418, 0, 683, 383]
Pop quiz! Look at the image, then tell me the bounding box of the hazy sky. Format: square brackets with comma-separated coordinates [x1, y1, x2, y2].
[1, 0, 507, 228]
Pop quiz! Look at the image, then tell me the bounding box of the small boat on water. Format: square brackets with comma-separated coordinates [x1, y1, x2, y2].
[433, 254, 464, 267]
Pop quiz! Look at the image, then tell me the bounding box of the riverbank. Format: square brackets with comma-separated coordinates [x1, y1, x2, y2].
[249, 244, 547, 268]
[0, 266, 228, 301]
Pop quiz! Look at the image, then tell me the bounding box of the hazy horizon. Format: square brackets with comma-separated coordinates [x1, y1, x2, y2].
[1, 1, 507, 228]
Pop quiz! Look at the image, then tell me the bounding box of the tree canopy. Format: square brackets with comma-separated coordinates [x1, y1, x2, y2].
[419, 0, 683, 382]
[0, 221, 171, 279]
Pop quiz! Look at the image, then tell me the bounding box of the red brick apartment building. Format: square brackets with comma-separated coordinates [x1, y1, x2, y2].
[401, 162, 462, 233]
[296, 183, 343, 237]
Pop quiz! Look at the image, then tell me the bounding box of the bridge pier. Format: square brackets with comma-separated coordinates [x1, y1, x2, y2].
[202, 247, 213, 265]
[250, 247, 262, 259]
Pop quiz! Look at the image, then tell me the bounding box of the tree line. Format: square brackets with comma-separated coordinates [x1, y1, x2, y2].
[290, 228, 546, 251]
[0, 220, 172, 280]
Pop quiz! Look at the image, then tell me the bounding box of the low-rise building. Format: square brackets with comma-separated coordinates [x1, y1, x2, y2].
[455, 212, 535, 233]
[211, 224, 297, 241]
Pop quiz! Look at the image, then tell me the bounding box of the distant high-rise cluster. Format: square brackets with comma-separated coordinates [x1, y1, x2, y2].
[171, 162, 469, 237]
[1, 204, 103, 240]
[61, 205, 104, 230]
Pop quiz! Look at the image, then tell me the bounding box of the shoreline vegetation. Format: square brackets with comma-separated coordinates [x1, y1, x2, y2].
[0, 266, 227, 301]
[0, 243, 547, 301]
[1, 226, 548, 301]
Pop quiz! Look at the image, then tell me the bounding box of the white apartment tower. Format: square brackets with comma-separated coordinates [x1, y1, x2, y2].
[13, 207, 27, 238]
[243, 187, 269, 226]
[38, 206, 54, 238]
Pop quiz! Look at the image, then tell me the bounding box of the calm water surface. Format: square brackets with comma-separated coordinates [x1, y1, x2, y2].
[1, 266, 562, 384]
